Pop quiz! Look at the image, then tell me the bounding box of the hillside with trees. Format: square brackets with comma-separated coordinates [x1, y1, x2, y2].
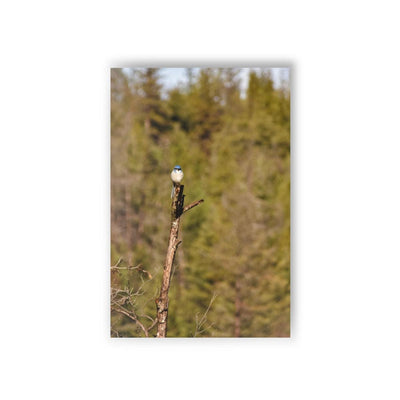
[111, 68, 290, 337]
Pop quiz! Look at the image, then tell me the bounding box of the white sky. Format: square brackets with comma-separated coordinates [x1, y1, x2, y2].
[122, 67, 289, 97]
[159, 67, 289, 95]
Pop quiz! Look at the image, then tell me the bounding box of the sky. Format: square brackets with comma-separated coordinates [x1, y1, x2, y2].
[159, 67, 290, 96]
[122, 67, 290, 98]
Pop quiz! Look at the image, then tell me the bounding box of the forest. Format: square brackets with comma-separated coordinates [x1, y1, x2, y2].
[111, 67, 290, 337]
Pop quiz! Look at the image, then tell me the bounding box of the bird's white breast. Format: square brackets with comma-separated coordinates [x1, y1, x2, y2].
[171, 170, 184, 183]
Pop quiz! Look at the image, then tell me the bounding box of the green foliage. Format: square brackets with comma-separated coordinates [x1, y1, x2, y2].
[111, 68, 290, 337]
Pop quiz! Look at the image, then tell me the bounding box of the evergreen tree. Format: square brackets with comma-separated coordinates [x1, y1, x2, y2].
[111, 67, 290, 337]
[136, 68, 170, 141]
[189, 68, 224, 151]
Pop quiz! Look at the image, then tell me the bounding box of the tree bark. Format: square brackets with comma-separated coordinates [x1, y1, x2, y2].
[155, 184, 203, 337]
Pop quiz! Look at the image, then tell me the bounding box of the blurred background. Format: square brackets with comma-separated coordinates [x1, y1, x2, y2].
[111, 67, 290, 337]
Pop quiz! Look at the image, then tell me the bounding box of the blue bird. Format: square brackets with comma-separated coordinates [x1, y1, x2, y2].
[170, 165, 184, 198]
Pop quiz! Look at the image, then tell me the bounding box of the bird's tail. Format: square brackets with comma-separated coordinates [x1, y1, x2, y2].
[171, 183, 175, 199]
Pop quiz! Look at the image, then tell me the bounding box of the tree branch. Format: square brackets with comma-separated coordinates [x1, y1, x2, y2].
[194, 293, 217, 337]
[156, 185, 203, 337]
[182, 199, 204, 214]
[111, 305, 149, 337]
[148, 318, 158, 333]
[111, 257, 124, 269]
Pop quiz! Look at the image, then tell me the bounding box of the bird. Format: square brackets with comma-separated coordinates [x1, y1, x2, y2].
[170, 165, 184, 198]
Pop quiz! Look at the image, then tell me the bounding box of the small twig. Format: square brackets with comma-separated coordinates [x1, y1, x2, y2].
[195, 322, 215, 336]
[194, 293, 217, 337]
[111, 305, 149, 337]
[111, 263, 143, 271]
[148, 319, 158, 333]
[140, 314, 155, 323]
[111, 327, 120, 337]
[182, 199, 204, 214]
[111, 258, 124, 269]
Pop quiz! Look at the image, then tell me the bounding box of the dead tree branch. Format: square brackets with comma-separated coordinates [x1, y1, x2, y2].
[110, 257, 155, 337]
[194, 293, 218, 337]
[155, 184, 203, 338]
[183, 199, 204, 214]
[111, 305, 149, 337]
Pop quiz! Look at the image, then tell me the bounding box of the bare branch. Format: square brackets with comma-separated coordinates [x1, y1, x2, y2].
[111, 257, 124, 269]
[182, 199, 204, 214]
[111, 305, 149, 337]
[148, 319, 158, 333]
[111, 262, 145, 272]
[156, 185, 204, 337]
[194, 293, 218, 337]
[111, 327, 120, 337]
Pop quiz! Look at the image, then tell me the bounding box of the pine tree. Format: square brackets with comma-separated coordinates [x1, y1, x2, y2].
[189, 68, 223, 151]
[111, 67, 290, 337]
[136, 68, 170, 141]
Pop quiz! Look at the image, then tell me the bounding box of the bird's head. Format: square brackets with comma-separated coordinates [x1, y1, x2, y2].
[173, 165, 182, 171]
